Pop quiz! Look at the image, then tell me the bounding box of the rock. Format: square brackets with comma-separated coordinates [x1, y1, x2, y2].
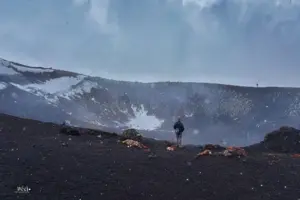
[262, 126, 300, 153]
[60, 127, 81, 136]
[121, 129, 142, 140]
[148, 153, 157, 159]
[61, 142, 68, 147]
[223, 147, 247, 157]
[62, 120, 72, 126]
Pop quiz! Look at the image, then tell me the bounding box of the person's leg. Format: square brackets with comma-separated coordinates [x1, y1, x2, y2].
[178, 132, 182, 147]
[175, 129, 179, 146]
[177, 132, 182, 147]
[176, 133, 179, 146]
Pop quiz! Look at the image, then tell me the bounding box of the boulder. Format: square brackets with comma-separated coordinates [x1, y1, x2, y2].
[262, 126, 300, 153]
[60, 127, 81, 136]
[121, 128, 142, 140]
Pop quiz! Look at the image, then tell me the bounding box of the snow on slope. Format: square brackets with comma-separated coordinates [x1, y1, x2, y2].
[10, 63, 54, 73]
[1, 59, 163, 130]
[5, 57, 300, 142]
[20, 76, 85, 94]
[0, 60, 19, 75]
[61, 80, 103, 100]
[126, 105, 164, 131]
[0, 82, 7, 90]
[10, 75, 88, 103]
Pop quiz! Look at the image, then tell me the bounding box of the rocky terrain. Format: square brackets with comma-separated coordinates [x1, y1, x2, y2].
[1, 113, 300, 200]
[2, 58, 300, 145]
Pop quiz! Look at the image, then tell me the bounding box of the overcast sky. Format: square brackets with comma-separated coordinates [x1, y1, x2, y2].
[1, 0, 300, 86]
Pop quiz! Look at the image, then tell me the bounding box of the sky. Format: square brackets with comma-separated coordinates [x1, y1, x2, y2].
[1, 0, 300, 87]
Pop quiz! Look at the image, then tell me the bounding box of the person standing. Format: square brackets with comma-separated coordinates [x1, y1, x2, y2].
[173, 117, 185, 147]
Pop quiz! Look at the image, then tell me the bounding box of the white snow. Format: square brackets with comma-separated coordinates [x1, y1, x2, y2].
[12, 79, 102, 101]
[11, 76, 85, 95]
[10, 63, 54, 73]
[91, 97, 98, 103]
[85, 118, 107, 127]
[29, 76, 85, 94]
[10, 75, 86, 104]
[10, 83, 30, 92]
[126, 104, 164, 131]
[0, 82, 7, 90]
[185, 113, 193, 117]
[10, 82, 57, 104]
[61, 80, 99, 99]
[0, 60, 18, 75]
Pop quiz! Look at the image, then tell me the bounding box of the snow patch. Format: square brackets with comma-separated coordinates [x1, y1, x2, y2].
[10, 83, 32, 93]
[126, 105, 164, 131]
[10, 76, 86, 104]
[0, 60, 18, 75]
[185, 113, 193, 117]
[11, 82, 59, 104]
[11, 76, 85, 94]
[27, 76, 85, 94]
[10, 63, 54, 73]
[0, 82, 7, 90]
[82, 114, 107, 127]
[61, 80, 100, 99]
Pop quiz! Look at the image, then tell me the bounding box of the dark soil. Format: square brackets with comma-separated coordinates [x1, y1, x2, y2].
[1, 114, 300, 200]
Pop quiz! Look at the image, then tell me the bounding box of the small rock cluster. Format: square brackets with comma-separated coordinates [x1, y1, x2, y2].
[121, 128, 142, 140]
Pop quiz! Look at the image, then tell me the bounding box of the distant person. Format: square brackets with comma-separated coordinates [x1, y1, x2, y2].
[173, 117, 185, 147]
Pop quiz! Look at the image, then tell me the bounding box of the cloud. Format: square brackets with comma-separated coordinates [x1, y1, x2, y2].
[182, 0, 222, 8]
[73, 0, 118, 34]
[73, 0, 88, 6]
[2, 0, 300, 86]
[179, 0, 300, 38]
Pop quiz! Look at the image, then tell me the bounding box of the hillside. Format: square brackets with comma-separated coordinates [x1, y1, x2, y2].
[1, 58, 300, 146]
[1, 113, 300, 200]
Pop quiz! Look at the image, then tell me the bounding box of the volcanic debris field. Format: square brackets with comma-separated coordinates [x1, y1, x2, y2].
[1, 114, 300, 200]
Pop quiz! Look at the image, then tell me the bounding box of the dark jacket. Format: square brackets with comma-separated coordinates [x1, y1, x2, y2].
[173, 121, 185, 133]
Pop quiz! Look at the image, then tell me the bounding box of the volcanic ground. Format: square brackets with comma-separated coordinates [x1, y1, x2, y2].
[1, 113, 300, 200]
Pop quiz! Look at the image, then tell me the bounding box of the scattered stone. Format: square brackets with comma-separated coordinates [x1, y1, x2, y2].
[121, 129, 142, 140]
[61, 142, 68, 147]
[148, 153, 157, 158]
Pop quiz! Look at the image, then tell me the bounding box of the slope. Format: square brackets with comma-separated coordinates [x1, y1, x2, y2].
[1, 57, 300, 146]
[1, 113, 300, 200]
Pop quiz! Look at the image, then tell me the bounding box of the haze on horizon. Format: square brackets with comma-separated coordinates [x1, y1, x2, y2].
[1, 0, 300, 87]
